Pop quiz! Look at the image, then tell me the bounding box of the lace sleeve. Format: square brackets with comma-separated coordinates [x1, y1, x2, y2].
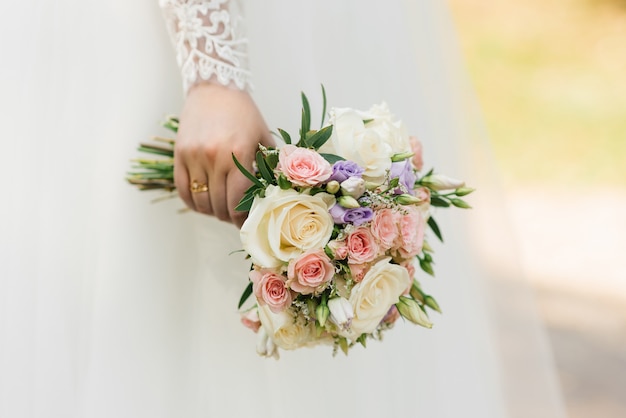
[159, 0, 251, 92]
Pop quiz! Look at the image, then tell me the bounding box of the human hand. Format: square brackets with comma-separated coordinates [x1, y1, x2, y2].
[175, 83, 274, 228]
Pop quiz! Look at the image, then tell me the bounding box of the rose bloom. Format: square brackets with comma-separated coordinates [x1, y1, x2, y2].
[348, 262, 369, 283]
[241, 309, 261, 333]
[327, 239, 348, 260]
[395, 206, 425, 259]
[347, 227, 379, 264]
[370, 208, 400, 251]
[344, 257, 410, 338]
[360, 102, 411, 155]
[409, 136, 424, 171]
[278, 144, 332, 187]
[257, 305, 316, 350]
[287, 249, 334, 295]
[250, 269, 292, 313]
[240, 185, 335, 268]
[322, 108, 392, 184]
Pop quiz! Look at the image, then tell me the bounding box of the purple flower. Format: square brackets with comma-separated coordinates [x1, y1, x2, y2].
[390, 160, 417, 195]
[329, 161, 364, 183]
[329, 204, 374, 226]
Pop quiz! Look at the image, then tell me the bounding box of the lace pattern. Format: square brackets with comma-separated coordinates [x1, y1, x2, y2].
[160, 0, 251, 92]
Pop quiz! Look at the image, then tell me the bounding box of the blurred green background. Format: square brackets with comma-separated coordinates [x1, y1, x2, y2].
[448, 1, 626, 417]
[450, 0, 626, 188]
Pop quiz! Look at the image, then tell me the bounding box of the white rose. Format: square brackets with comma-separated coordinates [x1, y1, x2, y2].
[361, 102, 411, 155]
[257, 304, 315, 350]
[240, 185, 336, 268]
[345, 257, 410, 338]
[324, 108, 392, 184]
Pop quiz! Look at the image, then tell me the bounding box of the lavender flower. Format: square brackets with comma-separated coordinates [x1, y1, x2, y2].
[329, 204, 374, 226]
[329, 161, 364, 183]
[389, 160, 417, 195]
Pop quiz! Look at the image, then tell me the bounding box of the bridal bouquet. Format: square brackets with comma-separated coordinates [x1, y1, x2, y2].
[127, 89, 473, 357]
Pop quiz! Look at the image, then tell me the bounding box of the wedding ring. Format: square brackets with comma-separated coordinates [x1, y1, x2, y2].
[190, 180, 209, 193]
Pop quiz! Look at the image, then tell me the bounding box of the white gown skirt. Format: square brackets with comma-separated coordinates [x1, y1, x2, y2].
[0, 1, 566, 417]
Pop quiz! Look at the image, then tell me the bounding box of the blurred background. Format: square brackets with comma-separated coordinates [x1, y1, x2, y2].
[448, 0, 626, 417]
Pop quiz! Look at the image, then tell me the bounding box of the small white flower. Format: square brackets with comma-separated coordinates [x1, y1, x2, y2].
[328, 297, 354, 331]
[340, 177, 366, 199]
[421, 174, 465, 191]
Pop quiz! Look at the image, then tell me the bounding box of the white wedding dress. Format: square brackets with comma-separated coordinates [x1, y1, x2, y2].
[0, 1, 567, 417]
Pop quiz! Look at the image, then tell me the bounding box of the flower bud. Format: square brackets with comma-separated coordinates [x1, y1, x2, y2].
[256, 327, 279, 359]
[396, 194, 422, 205]
[424, 295, 442, 313]
[455, 187, 475, 197]
[340, 177, 366, 199]
[316, 303, 330, 327]
[409, 281, 425, 304]
[364, 181, 381, 191]
[450, 198, 472, 209]
[421, 174, 465, 191]
[325, 180, 340, 194]
[391, 151, 414, 162]
[337, 195, 360, 209]
[396, 296, 433, 328]
[328, 297, 354, 331]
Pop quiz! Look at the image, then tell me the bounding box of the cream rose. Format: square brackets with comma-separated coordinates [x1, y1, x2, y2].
[323, 108, 392, 184]
[361, 102, 411, 155]
[240, 185, 336, 268]
[345, 257, 410, 337]
[257, 304, 315, 350]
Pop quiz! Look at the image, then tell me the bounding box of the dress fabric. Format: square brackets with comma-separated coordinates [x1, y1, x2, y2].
[0, 1, 567, 417]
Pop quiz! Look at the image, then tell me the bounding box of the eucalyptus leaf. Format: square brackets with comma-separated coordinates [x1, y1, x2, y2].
[238, 282, 253, 309]
[308, 125, 334, 150]
[256, 151, 275, 184]
[320, 153, 345, 164]
[277, 128, 292, 145]
[232, 153, 264, 188]
[427, 216, 443, 242]
[430, 196, 450, 208]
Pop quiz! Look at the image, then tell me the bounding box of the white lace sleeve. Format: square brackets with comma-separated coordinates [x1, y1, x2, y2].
[159, 0, 251, 92]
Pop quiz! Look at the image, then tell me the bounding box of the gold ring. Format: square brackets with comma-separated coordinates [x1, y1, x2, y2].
[190, 180, 209, 193]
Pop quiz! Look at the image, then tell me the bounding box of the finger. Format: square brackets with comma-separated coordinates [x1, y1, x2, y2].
[189, 169, 212, 215]
[226, 169, 250, 228]
[174, 155, 196, 211]
[206, 160, 229, 222]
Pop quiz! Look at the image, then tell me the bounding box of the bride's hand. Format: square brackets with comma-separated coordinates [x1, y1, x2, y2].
[175, 82, 274, 228]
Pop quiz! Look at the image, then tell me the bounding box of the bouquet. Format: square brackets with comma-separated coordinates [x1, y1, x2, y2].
[127, 88, 473, 358]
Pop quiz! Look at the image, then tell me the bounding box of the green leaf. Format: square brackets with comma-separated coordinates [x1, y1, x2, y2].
[238, 282, 253, 309]
[234, 193, 255, 212]
[308, 125, 334, 150]
[137, 145, 174, 157]
[162, 116, 179, 133]
[320, 153, 345, 164]
[232, 153, 264, 188]
[427, 216, 443, 242]
[300, 92, 311, 141]
[256, 151, 275, 184]
[277, 174, 292, 190]
[362, 118, 374, 124]
[277, 128, 292, 145]
[430, 196, 450, 208]
[320, 84, 327, 128]
[265, 153, 279, 170]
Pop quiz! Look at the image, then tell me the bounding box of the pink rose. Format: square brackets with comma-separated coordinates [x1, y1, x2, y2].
[396, 207, 425, 259]
[287, 249, 334, 294]
[348, 263, 369, 283]
[347, 227, 379, 264]
[327, 239, 349, 260]
[370, 208, 400, 251]
[240, 309, 261, 333]
[409, 136, 424, 172]
[278, 144, 333, 187]
[250, 269, 292, 313]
